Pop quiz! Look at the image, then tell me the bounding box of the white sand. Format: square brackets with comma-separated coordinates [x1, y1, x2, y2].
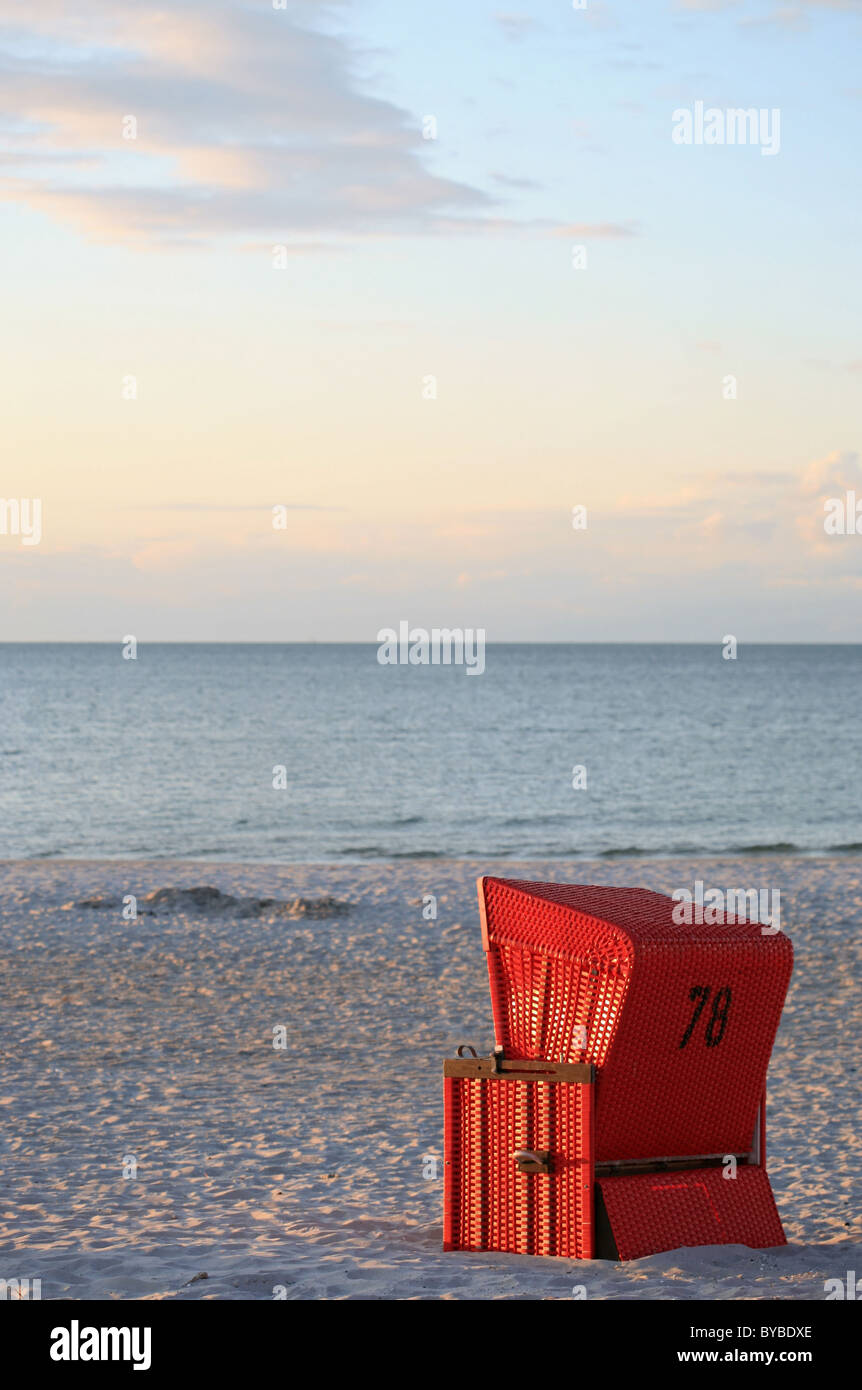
[0, 856, 859, 1300]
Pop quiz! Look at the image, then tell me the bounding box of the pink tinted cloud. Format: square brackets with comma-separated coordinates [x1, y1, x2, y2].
[0, 0, 491, 245]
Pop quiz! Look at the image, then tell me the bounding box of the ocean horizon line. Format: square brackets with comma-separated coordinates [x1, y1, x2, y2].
[3, 639, 862, 648]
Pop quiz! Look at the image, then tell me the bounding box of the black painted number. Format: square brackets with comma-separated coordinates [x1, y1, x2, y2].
[679, 985, 710, 1049]
[679, 985, 732, 1050]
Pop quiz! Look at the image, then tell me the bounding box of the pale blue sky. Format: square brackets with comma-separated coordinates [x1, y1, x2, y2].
[1, 0, 861, 640]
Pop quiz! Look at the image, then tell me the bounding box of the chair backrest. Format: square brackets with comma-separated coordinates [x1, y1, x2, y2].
[478, 876, 793, 1162]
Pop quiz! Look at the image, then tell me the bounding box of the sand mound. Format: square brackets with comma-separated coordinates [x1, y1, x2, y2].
[70, 886, 352, 919]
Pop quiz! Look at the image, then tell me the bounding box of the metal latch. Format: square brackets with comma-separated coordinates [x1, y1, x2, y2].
[513, 1149, 552, 1175]
[456, 1042, 505, 1072]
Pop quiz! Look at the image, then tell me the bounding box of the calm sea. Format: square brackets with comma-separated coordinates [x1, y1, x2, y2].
[0, 643, 859, 863]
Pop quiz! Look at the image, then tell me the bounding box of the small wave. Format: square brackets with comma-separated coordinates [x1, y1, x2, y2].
[336, 846, 446, 860]
[336, 814, 425, 830]
[388, 848, 447, 860]
[599, 845, 651, 859]
[463, 846, 517, 858]
[827, 841, 862, 853]
[501, 814, 570, 828]
[727, 841, 798, 855]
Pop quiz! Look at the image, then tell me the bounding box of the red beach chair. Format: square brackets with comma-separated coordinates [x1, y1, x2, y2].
[443, 877, 793, 1261]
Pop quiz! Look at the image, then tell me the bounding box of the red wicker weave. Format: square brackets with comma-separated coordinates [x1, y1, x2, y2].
[478, 877, 793, 1162]
[596, 1165, 786, 1261]
[443, 1066, 595, 1258]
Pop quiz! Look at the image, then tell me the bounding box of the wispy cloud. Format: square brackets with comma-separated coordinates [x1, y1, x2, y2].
[549, 221, 639, 238]
[139, 502, 348, 513]
[0, 0, 492, 246]
[493, 12, 541, 42]
[490, 171, 543, 191]
[738, 0, 862, 29]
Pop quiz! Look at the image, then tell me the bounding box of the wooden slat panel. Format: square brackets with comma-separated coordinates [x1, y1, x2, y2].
[444, 1057, 594, 1084]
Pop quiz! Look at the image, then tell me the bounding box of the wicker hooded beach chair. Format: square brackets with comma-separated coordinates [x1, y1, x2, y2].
[443, 877, 793, 1261]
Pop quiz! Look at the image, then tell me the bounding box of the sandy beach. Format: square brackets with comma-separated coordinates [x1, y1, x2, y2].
[1, 854, 859, 1301]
